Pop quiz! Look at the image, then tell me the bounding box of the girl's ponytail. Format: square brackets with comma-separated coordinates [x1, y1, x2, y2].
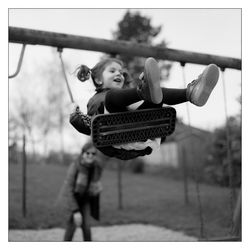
[75, 65, 91, 82]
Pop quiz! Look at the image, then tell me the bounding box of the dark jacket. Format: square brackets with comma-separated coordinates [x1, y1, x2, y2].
[61, 157, 103, 220]
[70, 89, 152, 160]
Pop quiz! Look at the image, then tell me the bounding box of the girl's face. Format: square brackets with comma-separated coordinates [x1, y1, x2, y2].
[80, 146, 97, 165]
[100, 62, 125, 89]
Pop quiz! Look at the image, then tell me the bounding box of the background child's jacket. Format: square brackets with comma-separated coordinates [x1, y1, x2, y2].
[59, 157, 103, 220]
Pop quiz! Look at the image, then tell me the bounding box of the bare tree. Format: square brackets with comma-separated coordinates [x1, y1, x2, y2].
[9, 47, 69, 160]
[9, 82, 38, 157]
[36, 48, 69, 160]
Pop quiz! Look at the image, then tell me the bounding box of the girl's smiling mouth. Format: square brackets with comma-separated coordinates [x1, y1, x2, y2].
[113, 77, 122, 82]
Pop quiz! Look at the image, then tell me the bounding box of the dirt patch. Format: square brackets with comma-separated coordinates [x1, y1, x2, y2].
[9, 224, 197, 242]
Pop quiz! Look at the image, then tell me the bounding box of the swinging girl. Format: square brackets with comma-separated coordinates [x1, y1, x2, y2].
[70, 57, 219, 160]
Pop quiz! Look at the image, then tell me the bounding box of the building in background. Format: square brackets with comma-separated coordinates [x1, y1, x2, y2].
[143, 121, 213, 177]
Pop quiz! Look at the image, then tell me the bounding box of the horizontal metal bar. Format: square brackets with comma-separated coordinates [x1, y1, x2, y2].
[9, 26, 241, 70]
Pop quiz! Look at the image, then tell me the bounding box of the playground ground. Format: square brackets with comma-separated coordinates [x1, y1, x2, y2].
[8, 224, 197, 242]
[9, 161, 235, 240]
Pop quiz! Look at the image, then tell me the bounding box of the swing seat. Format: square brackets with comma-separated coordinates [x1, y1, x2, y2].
[91, 107, 176, 148]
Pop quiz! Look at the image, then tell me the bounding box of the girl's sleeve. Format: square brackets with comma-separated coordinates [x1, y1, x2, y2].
[87, 92, 106, 116]
[69, 109, 91, 135]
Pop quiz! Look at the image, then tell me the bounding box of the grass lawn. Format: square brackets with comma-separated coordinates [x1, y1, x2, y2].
[9, 160, 237, 239]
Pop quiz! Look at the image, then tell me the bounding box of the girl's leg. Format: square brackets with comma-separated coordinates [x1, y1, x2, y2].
[106, 60, 219, 111]
[63, 214, 76, 241]
[105, 87, 188, 113]
[161, 64, 219, 106]
[81, 203, 92, 241]
[186, 64, 219, 106]
[105, 88, 141, 113]
[161, 63, 219, 106]
[161, 88, 187, 105]
[137, 88, 187, 108]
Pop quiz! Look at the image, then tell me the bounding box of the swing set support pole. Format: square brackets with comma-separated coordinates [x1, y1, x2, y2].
[22, 134, 27, 218]
[9, 26, 241, 70]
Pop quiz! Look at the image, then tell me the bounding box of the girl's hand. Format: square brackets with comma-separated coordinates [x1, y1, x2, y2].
[73, 211, 82, 227]
[139, 72, 144, 81]
[70, 103, 80, 113]
[89, 181, 103, 196]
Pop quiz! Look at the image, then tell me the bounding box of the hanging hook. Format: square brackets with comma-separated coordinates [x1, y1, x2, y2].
[220, 67, 226, 73]
[9, 44, 26, 79]
[180, 61, 186, 67]
[57, 47, 75, 103]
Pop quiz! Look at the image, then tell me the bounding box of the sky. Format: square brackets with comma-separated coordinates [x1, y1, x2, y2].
[8, 8, 241, 133]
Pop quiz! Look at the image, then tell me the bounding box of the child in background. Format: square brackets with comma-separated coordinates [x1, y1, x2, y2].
[62, 141, 102, 241]
[70, 57, 219, 160]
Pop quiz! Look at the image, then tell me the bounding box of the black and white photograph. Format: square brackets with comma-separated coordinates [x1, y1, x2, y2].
[7, 7, 244, 245]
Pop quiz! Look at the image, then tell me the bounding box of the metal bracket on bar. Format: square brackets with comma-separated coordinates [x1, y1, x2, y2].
[180, 61, 186, 67]
[9, 44, 26, 79]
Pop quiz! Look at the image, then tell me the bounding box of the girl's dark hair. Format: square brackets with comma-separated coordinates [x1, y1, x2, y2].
[77, 141, 97, 169]
[81, 140, 95, 155]
[75, 58, 132, 90]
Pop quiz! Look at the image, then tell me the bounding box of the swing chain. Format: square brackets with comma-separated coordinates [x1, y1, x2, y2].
[220, 68, 236, 236]
[57, 47, 75, 103]
[180, 63, 205, 239]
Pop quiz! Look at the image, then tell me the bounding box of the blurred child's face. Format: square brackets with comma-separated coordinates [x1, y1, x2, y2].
[100, 62, 125, 89]
[81, 146, 97, 165]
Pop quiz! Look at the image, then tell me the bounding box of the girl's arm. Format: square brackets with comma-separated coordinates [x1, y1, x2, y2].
[69, 106, 91, 135]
